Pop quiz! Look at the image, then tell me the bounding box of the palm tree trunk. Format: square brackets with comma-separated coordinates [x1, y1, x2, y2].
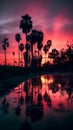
[38, 50, 40, 66]
[25, 33, 28, 67]
[45, 53, 46, 64]
[38, 50, 39, 57]
[31, 45, 33, 62]
[21, 51, 22, 67]
[5, 49, 7, 65]
[18, 42, 20, 66]
[25, 33, 27, 44]
[13, 56, 15, 66]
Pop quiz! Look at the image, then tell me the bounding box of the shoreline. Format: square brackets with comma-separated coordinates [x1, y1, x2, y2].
[0, 70, 73, 97]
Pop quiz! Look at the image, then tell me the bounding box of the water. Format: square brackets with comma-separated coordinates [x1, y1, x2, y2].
[0, 74, 73, 130]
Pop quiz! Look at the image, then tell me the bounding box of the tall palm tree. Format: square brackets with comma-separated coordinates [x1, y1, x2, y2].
[37, 31, 43, 57]
[43, 40, 52, 64]
[20, 14, 33, 67]
[15, 34, 21, 66]
[27, 30, 43, 62]
[25, 42, 30, 52]
[20, 14, 33, 44]
[25, 43, 31, 66]
[27, 29, 38, 62]
[2, 37, 9, 65]
[19, 43, 24, 67]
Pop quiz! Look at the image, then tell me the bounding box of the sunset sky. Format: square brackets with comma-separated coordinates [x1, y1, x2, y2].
[0, 0, 73, 64]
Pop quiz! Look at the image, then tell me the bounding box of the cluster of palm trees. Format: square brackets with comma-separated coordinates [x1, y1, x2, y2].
[1, 14, 52, 67]
[1, 14, 73, 67]
[2, 37, 9, 65]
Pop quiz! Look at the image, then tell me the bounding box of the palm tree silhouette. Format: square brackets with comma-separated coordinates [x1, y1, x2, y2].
[15, 34, 21, 66]
[20, 14, 32, 42]
[25, 42, 31, 66]
[37, 31, 43, 57]
[27, 29, 43, 66]
[27, 29, 38, 61]
[2, 97, 9, 114]
[19, 43, 24, 67]
[47, 40, 52, 48]
[2, 37, 9, 65]
[20, 14, 32, 67]
[43, 40, 52, 64]
[49, 48, 59, 64]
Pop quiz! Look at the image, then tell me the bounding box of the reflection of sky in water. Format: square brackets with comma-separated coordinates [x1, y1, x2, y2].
[0, 74, 73, 130]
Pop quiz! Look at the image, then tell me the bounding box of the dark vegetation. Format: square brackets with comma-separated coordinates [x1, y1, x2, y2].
[0, 62, 73, 81]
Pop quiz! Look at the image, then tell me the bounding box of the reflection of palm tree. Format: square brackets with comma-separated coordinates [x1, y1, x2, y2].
[19, 84, 24, 105]
[24, 80, 31, 102]
[37, 93, 42, 103]
[43, 76, 52, 107]
[14, 85, 22, 116]
[15, 34, 21, 66]
[30, 103, 43, 122]
[29, 77, 44, 122]
[20, 81, 33, 130]
[19, 43, 24, 67]
[15, 105, 21, 116]
[30, 91, 43, 122]
[44, 91, 49, 101]
[44, 76, 48, 101]
[2, 37, 9, 65]
[19, 121, 32, 130]
[2, 97, 9, 114]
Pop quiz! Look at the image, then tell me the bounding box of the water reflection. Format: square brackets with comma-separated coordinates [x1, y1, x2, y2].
[0, 74, 73, 130]
[2, 96, 9, 114]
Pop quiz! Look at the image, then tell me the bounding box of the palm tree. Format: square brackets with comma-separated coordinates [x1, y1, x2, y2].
[2, 37, 9, 65]
[15, 34, 21, 66]
[27, 29, 38, 63]
[25, 43, 31, 66]
[20, 14, 33, 67]
[25, 42, 30, 52]
[20, 14, 33, 44]
[47, 40, 52, 48]
[36, 31, 43, 66]
[43, 40, 52, 64]
[49, 49, 59, 64]
[19, 43, 24, 67]
[27, 30, 43, 64]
